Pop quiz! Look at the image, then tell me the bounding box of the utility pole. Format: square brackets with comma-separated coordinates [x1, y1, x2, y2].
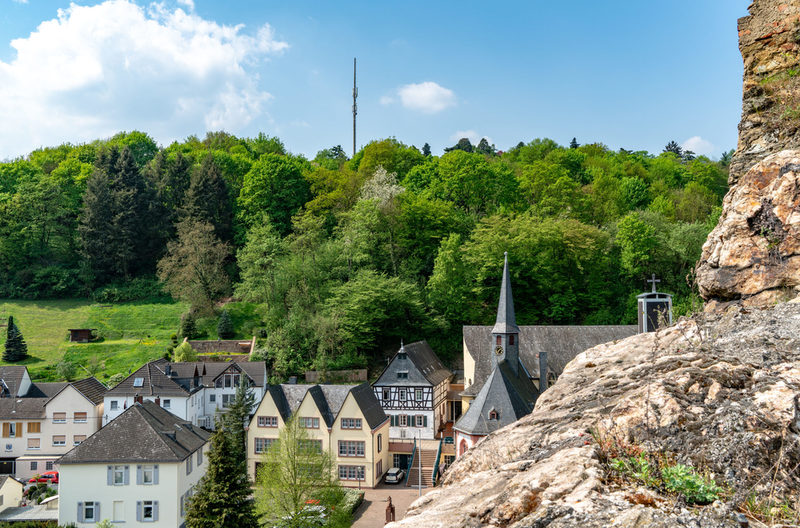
[352, 57, 358, 158]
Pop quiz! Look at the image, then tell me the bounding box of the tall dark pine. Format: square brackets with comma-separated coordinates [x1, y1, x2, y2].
[3, 316, 28, 363]
[422, 142, 432, 157]
[222, 378, 255, 464]
[184, 425, 257, 528]
[181, 155, 233, 242]
[78, 168, 116, 285]
[217, 310, 234, 339]
[146, 151, 191, 254]
[570, 137, 579, 149]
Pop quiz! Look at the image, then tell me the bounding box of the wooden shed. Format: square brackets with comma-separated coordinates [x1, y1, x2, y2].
[67, 329, 96, 343]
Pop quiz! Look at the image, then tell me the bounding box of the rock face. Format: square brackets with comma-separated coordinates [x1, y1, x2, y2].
[389, 303, 800, 528]
[730, 0, 800, 185]
[696, 150, 800, 307]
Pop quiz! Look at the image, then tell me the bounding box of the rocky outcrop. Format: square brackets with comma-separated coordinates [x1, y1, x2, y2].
[730, 0, 800, 185]
[696, 150, 800, 307]
[389, 303, 800, 528]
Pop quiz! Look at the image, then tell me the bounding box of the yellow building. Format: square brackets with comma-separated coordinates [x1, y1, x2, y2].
[247, 383, 390, 488]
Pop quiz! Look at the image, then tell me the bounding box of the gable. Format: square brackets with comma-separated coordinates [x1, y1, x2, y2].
[374, 352, 430, 387]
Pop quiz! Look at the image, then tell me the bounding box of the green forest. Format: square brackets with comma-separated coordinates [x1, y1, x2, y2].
[0, 131, 729, 376]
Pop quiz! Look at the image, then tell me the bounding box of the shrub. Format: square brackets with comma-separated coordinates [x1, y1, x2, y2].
[217, 309, 234, 339]
[610, 454, 659, 488]
[180, 311, 197, 339]
[56, 360, 77, 381]
[174, 341, 197, 362]
[107, 373, 125, 388]
[661, 463, 722, 505]
[91, 277, 170, 303]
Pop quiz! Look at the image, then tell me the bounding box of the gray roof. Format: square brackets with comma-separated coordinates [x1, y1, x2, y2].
[454, 360, 538, 436]
[0, 366, 27, 397]
[263, 383, 388, 430]
[374, 340, 451, 387]
[161, 360, 267, 392]
[58, 401, 210, 465]
[0, 377, 104, 420]
[463, 325, 638, 396]
[106, 361, 193, 397]
[53, 377, 107, 406]
[0, 505, 57, 522]
[492, 253, 520, 335]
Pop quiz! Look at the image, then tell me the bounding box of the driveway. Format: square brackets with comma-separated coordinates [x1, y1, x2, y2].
[351, 482, 429, 527]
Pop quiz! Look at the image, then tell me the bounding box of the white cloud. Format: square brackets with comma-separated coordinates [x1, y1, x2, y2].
[0, 0, 288, 159]
[681, 136, 715, 156]
[12, 0, 29, 4]
[395, 81, 455, 113]
[176, 0, 194, 10]
[450, 130, 492, 145]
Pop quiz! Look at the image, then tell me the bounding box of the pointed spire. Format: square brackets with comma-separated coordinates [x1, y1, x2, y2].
[492, 252, 520, 334]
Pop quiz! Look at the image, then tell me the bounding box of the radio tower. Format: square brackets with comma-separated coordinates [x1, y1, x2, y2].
[352, 57, 358, 158]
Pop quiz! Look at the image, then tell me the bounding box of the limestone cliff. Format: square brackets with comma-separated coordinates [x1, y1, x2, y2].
[390, 305, 800, 528]
[730, 0, 800, 185]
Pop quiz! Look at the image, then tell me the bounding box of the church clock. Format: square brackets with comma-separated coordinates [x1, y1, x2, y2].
[495, 346, 503, 356]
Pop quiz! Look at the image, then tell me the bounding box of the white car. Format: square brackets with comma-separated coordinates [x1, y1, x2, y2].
[384, 467, 405, 484]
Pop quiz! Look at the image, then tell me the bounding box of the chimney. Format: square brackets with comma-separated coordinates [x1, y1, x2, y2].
[538, 352, 548, 394]
[155, 397, 161, 406]
[134, 395, 143, 404]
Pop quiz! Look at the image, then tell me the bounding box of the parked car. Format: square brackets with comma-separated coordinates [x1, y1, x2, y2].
[28, 471, 58, 484]
[384, 467, 405, 484]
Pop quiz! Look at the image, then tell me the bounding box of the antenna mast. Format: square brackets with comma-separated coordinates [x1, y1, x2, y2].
[352, 57, 358, 158]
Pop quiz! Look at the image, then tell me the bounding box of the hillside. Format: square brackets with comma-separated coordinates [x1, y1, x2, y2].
[0, 299, 262, 381]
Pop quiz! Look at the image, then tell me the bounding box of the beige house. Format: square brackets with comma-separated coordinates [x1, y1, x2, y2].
[0, 367, 106, 480]
[0, 476, 23, 511]
[247, 383, 390, 488]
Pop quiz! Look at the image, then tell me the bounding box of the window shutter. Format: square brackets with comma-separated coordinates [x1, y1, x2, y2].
[95, 502, 100, 522]
[153, 465, 159, 484]
[106, 466, 112, 486]
[16, 423, 22, 438]
[390, 415, 395, 427]
[77, 502, 84, 523]
[136, 501, 142, 522]
[123, 465, 130, 485]
[136, 465, 142, 485]
[2, 423, 8, 438]
[423, 415, 427, 427]
[153, 501, 159, 521]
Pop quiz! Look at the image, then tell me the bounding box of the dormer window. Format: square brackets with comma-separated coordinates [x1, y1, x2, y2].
[397, 352, 407, 360]
[397, 371, 408, 380]
[488, 409, 499, 420]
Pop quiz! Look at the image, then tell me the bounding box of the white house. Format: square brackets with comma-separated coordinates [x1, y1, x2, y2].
[58, 400, 210, 527]
[103, 359, 266, 429]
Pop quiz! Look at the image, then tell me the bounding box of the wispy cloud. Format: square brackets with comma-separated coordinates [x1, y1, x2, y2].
[0, 0, 288, 158]
[681, 136, 715, 156]
[382, 81, 456, 114]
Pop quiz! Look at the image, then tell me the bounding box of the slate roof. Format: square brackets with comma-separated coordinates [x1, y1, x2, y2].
[0, 366, 27, 397]
[51, 377, 107, 405]
[263, 383, 388, 430]
[106, 362, 193, 397]
[156, 360, 267, 392]
[492, 253, 520, 335]
[58, 401, 210, 464]
[373, 340, 452, 388]
[454, 360, 538, 436]
[462, 325, 638, 396]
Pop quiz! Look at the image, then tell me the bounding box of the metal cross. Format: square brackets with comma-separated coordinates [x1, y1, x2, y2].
[647, 273, 660, 293]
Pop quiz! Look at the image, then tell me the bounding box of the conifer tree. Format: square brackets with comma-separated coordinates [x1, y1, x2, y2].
[181, 154, 233, 242]
[217, 309, 234, 339]
[180, 311, 197, 339]
[223, 377, 255, 463]
[78, 168, 116, 285]
[570, 137, 579, 149]
[184, 423, 257, 528]
[3, 316, 28, 362]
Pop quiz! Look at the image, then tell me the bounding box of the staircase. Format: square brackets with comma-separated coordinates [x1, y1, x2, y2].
[405, 447, 437, 488]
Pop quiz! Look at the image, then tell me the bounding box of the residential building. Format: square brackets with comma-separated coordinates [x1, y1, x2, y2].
[103, 359, 267, 429]
[372, 341, 451, 441]
[0, 476, 23, 511]
[58, 400, 210, 527]
[247, 383, 390, 488]
[0, 367, 106, 479]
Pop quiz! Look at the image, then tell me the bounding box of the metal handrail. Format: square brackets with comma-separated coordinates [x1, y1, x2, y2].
[432, 438, 443, 486]
[404, 437, 416, 486]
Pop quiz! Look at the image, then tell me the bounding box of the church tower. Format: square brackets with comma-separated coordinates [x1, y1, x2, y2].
[491, 252, 520, 373]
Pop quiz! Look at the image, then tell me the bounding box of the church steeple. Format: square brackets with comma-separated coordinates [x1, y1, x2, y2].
[490, 252, 520, 373]
[492, 252, 519, 335]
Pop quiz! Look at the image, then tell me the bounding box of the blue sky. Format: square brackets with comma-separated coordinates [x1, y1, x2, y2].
[0, 0, 750, 160]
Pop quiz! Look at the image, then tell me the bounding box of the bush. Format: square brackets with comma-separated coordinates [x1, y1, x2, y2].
[91, 277, 170, 303]
[341, 489, 364, 514]
[107, 373, 125, 388]
[56, 360, 77, 381]
[173, 341, 197, 362]
[661, 464, 722, 505]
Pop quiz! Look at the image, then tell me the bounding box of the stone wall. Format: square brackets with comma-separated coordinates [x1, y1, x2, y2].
[729, 0, 800, 184]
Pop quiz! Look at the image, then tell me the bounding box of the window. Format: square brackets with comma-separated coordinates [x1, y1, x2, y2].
[509, 335, 515, 346]
[52, 435, 66, 446]
[376, 459, 383, 478]
[222, 394, 232, 408]
[338, 440, 365, 457]
[133, 377, 144, 387]
[7, 423, 17, 438]
[209, 394, 216, 403]
[73, 435, 86, 445]
[382, 388, 390, 400]
[29, 461, 37, 471]
[196, 448, 203, 466]
[45, 461, 54, 471]
[397, 352, 407, 360]
[377, 434, 382, 453]
[415, 389, 423, 401]
[257, 416, 278, 428]
[488, 410, 499, 420]
[299, 417, 319, 429]
[142, 465, 155, 484]
[81, 501, 96, 523]
[141, 500, 156, 522]
[299, 439, 323, 453]
[27, 438, 40, 450]
[397, 371, 408, 380]
[496, 335, 501, 346]
[186, 455, 193, 475]
[224, 374, 232, 388]
[27, 422, 41, 433]
[398, 389, 406, 401]
[341, 418, 362, 429]
[110, 400, 118, 411]
[415, 415, 425, 427]
[254, 437, 277, 454]
[112, 465, 126, 485]
[338, 465, 365, 481]
[53, 412, 66, 424]
[113, 501, 124, 522]
[74, 412, 87, 423]
[162, 399, 171, 409]
[398, 414, 408, 427]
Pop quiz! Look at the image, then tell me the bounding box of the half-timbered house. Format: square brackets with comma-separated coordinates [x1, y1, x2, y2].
[373, 341, 451, 441]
